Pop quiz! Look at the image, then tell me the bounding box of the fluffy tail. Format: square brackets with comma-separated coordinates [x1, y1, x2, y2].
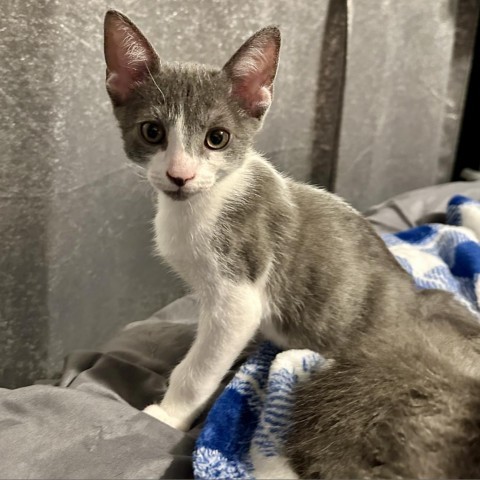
[286, 304, 480, 479]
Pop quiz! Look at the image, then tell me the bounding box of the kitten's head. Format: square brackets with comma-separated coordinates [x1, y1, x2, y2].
[104, 10, 281, 200]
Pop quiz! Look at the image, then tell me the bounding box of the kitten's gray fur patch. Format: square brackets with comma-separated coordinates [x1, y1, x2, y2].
[106, 11, 480, 478]
[286, 290, 480, 479]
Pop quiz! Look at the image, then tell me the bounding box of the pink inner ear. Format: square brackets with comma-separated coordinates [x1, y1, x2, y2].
[105, 16, 155, 103]
[230, 42, 278, 118]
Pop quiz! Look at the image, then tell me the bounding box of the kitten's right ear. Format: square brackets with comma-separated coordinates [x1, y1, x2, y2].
[104, 10, 159, 105]
[223, 26, 281, 120]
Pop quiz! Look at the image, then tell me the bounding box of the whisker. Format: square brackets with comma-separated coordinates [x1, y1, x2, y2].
[145, 62, 166, 104]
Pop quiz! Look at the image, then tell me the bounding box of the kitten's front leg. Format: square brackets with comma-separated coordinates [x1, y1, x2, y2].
[144, 283, 262, 430]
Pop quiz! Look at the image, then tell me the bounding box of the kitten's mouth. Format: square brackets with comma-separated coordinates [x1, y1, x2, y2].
[163, 189, 197, 201]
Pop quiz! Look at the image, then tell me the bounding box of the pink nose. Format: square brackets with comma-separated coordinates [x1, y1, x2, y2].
[166, 171, 195, 187]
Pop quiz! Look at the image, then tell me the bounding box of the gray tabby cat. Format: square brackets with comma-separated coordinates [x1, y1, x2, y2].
[104, 10, 480, 478]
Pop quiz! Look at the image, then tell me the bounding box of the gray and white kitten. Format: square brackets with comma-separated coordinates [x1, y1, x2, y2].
[104, 11, 480, 478]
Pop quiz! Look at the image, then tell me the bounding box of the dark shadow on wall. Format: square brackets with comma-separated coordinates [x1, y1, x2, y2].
[309, 0, 348, 191]
[0, 1, 55, 387]
[451, 0, 480, 180]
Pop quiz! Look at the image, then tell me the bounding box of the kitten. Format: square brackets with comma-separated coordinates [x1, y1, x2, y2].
[104, 10, 480, 477]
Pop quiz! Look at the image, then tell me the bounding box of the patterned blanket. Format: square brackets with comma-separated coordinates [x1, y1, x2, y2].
[193, 195, 480, 479]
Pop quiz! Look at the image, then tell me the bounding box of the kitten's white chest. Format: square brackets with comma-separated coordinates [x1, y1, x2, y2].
[154, 166, 251, 287]
[154, 194, 220, 287]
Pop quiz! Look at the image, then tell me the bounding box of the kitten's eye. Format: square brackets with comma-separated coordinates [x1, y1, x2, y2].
[205, 128, 230, 150]
[140, 121, 165, 145]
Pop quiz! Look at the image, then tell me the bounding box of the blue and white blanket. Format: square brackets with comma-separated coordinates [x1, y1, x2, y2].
[193, 195, 480, 479]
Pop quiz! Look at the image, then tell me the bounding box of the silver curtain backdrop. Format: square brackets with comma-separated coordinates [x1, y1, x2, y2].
[0, 0, 477, 387]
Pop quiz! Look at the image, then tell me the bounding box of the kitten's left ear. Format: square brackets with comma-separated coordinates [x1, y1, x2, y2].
[223, 26, 281, 120]
[104, 10, 159, 105]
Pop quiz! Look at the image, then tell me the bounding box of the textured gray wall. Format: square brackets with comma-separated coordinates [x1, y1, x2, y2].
[335, 0, 475, 210]
[0, 0, 476, 386]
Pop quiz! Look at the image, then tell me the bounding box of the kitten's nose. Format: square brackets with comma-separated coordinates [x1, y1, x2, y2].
[166, 171, 195, 187]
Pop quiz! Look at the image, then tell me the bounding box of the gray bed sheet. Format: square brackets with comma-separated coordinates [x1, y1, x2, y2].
[1, 181, 480, 479]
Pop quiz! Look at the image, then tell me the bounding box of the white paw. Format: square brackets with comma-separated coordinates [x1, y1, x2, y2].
[142, 404, 190, 431]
